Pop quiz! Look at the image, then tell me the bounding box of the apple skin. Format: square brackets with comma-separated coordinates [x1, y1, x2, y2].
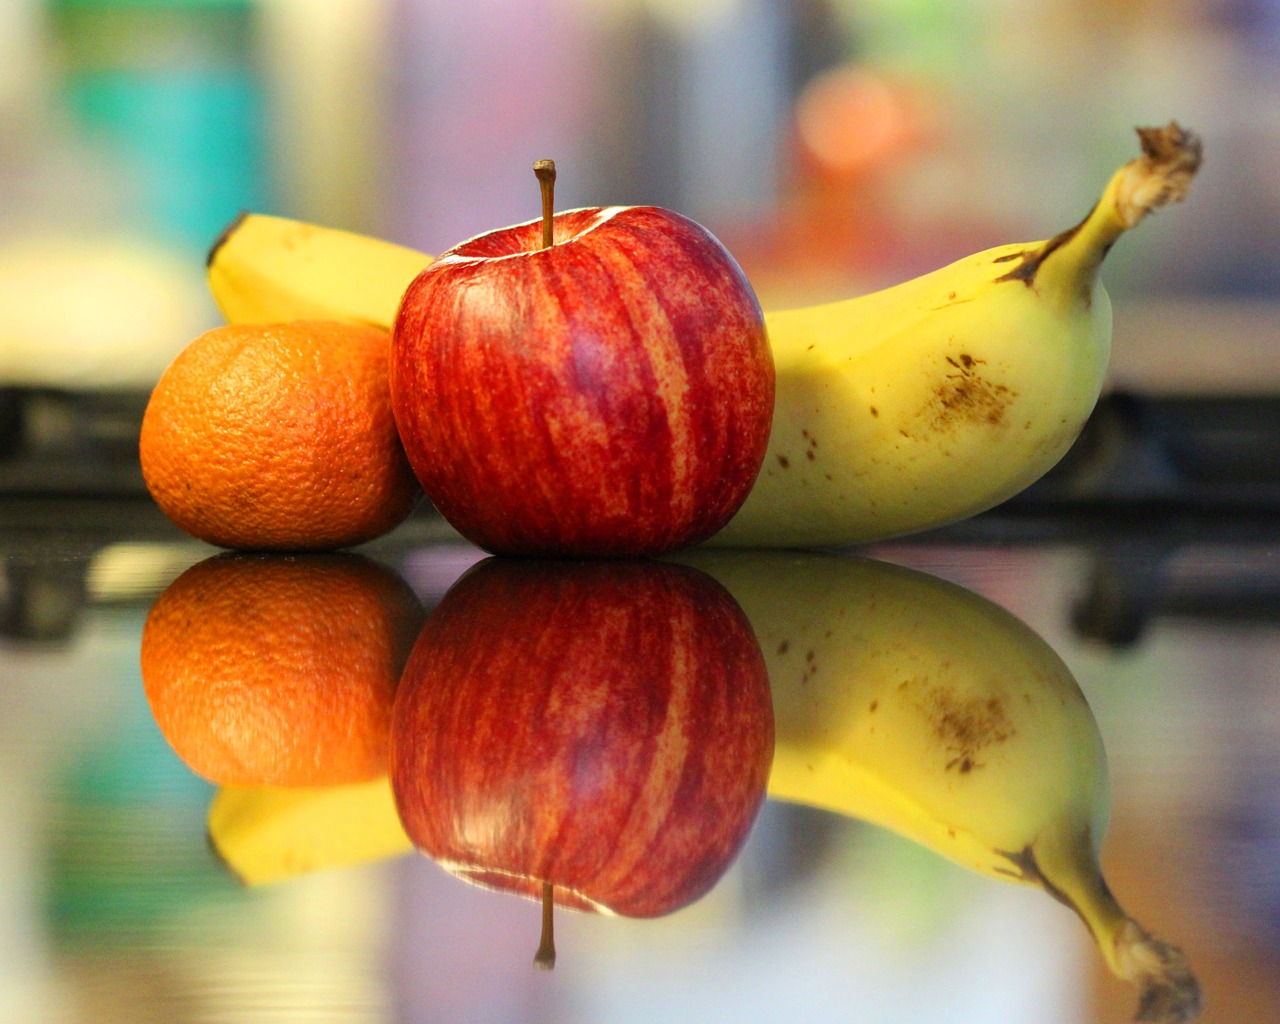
[390, 557, 774, 918]
[389, 206, 774, 557]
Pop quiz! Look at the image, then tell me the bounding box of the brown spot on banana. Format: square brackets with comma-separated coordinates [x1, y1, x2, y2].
[926, 355, 1018, 433]
[915, 684, 1016, 773]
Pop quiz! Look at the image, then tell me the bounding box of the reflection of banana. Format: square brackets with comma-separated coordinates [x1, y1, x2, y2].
[206, 212, 431, 327]
[208, 777, 412, 886]
[676, 550, 1200, 1024]
[204, 124, 1200, 548]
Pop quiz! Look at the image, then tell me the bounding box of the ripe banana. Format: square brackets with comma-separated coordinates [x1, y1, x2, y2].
[675, 549, 1200, 1024]
[203, 123, 1201, 547]
[713, 122, 1202, 546]
[205, 211, 431, 327]
[208, 777, 412, 886]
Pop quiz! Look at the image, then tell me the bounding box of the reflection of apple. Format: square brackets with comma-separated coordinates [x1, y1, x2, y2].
[389, 162, 774, 557]
[390, 557, 774, 966]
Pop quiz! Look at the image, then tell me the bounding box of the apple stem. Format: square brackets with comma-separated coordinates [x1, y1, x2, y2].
[534, 159, 556, 249]
[534, 880, 557, 970]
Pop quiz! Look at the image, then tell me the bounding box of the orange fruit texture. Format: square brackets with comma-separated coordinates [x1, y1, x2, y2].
[139, 320, 421, 551]
[141, 551, 427, 787]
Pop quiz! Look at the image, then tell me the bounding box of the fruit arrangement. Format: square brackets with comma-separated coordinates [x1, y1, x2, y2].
[175, 121, 1203, 553]
[147, 123, 1202, 553]
[138, 121, 1209, 1022]
[178, 549, 1202, 1022]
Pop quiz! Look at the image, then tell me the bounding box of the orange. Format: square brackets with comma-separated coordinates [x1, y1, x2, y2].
[139, 320, 420, 550]
[140, 551, 426, 787]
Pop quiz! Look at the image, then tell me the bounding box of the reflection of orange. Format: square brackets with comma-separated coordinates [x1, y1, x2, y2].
[141, 552, 425, 786]
[139, 320, 420, 551]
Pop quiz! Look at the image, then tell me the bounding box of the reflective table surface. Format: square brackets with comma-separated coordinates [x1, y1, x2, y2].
[2, 495, 1279, 1024]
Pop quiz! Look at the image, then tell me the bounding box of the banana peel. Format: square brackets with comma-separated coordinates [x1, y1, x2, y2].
[676, 549, 1201, 1024]
[206, 212, 431, 328]
[208, 776, 412, 887]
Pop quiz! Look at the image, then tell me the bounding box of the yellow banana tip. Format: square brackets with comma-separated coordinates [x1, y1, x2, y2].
[206, 209, 251, 269]
[205, 827, 252, 887]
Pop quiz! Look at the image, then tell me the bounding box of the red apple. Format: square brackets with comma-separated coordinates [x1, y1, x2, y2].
[389, 163, 774, 557]
[390, 557, 774, 966]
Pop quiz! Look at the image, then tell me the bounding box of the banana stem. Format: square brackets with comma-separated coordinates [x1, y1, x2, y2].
[1112, 124, 1204, 230]
[1073, 122, 1203, 258]
[1025, 827, 1202, 1023]
[998, 122, 1203, 302]
[1111, 919, 1203, 1023]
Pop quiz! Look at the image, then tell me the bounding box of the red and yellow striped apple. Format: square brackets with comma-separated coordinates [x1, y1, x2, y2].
[389, 165, 773, 557]
[389, 557, 774, 966]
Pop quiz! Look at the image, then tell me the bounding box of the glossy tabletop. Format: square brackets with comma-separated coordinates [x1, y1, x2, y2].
[2, 499, 1278, 1024]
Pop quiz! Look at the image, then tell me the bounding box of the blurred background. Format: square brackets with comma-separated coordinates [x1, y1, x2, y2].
[2, 0, 1278, 396]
